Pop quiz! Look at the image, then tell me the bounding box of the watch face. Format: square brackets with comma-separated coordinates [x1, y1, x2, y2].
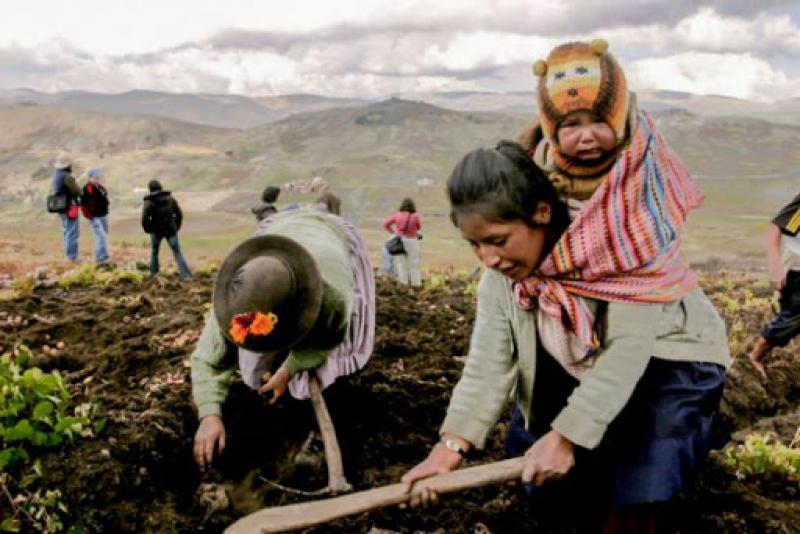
[442, 439, 462, 454]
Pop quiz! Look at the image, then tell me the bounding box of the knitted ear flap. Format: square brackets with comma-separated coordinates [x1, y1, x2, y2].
[532, 60, 547, 77]
[590, 38, 608, 55]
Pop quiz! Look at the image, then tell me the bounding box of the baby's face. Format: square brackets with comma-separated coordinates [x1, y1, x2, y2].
[556, 110, 616, 161]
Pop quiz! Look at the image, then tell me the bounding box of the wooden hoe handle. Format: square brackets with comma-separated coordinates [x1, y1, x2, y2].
[226, 457, 525, 533]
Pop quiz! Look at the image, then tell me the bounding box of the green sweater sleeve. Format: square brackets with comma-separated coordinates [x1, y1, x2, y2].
[282, 280, 348, 376]
[283, 348, 332, 376]
[551, 301, 660, 449]
[440, 272, 518, 449]
[190, 313, 236, 419]
[64, 175, 81, 198]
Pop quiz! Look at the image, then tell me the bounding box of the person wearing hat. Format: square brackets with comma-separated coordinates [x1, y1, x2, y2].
[190, 208, 374, 492]
[749, 190, 800, 377]
[80, 169, 111, 265]
[51, 153, 82, 262]
[141, 180, 192, 280]
[309, 176, 342, 215]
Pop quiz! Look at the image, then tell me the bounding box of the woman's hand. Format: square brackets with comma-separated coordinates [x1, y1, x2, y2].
[258, 367, 292, 404]
[768, 264, 787, 291]
[522, 430, 575, 486]
[401, 439, 466, 507]
[193, 414, 226, 469]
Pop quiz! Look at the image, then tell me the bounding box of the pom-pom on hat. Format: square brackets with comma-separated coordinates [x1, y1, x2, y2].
[533, 38, 629, 147]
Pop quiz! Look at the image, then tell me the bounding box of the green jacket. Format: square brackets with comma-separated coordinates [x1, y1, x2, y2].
[440, 269, 730, 450]
[191, 210, 353, 419]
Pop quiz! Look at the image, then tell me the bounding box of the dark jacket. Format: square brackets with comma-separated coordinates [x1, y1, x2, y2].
[142, 190, 183, 237]
[81, 182, 110, 219]
[251, 202, 277, 222]
[53, 169, 81, 205]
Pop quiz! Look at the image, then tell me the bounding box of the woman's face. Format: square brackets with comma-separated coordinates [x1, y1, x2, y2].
[457, 212, 549, 282]
[556, 110, 616, 160]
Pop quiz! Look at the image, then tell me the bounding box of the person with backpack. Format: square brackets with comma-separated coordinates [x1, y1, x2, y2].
[51, 153, 82, 262]
[141, 180, 192, 280]
[80, 169, 111, 265]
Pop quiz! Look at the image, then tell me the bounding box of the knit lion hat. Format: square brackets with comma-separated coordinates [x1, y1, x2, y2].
[533, 39, 629, 148]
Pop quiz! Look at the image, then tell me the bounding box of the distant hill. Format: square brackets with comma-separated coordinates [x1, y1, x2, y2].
[0, 89, 370, 129]
[5, 87, 799, 130]
[1, 96, 798, 262]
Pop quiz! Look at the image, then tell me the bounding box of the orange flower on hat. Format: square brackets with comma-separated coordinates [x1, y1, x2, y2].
[229, 311, 279, 344]
[250, 311, 278, 336]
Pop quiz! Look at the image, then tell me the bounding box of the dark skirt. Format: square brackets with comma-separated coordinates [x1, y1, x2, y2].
[761, 269, 800, 347]
[504, 349, 726, 513]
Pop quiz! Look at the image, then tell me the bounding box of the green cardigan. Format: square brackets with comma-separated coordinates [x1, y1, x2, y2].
[191, 210, 353, 419]
[440, 269, 731, 450]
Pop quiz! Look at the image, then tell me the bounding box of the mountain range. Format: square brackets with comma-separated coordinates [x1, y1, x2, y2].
[0, 89, 797, 265]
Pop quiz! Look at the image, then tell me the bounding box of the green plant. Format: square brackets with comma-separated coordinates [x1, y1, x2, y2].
[56, 265, 100, 289]
[10, 278, 36, 298]
[194, 263, 219, 277]
[725, 433, 800, 485]
[0, 345, 102, 532]
[463, 280, 479, 297]
[57, 265, 144, 290]
[424, 273, 448, 290]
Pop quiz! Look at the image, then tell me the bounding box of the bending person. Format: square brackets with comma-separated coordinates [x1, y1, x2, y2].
[191, 208, 374, 492]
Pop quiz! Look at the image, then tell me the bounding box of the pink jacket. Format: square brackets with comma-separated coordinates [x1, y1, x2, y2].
[383, 211, 421, 238]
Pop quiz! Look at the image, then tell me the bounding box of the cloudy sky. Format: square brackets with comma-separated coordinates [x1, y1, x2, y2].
[2, 0, 799, 101]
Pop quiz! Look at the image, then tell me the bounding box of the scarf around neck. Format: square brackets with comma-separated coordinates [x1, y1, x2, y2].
[515, 109, 703, 351]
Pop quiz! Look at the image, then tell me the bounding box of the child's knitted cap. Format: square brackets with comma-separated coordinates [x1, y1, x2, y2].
[533, 39, 629, 147]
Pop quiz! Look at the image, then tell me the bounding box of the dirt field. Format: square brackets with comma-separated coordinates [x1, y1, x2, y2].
[0, 269, 798, 532]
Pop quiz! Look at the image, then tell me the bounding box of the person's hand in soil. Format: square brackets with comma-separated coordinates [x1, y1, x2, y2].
[400, 435, 467, 507]
[522, 430, 575, 486]
[194, 415, 226, 469]
[259, 367, 291, 404]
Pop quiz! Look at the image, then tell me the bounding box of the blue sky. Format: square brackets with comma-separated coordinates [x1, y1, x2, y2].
[1, 0, 798, 100]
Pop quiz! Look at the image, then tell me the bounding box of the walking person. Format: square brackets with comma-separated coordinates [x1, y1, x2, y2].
[383, 197, 422, 286]
[51, 153, 81, 262]
[141, 180, 192, 280]
[749, 190, 800, 377]
[80, 169, 111, 265]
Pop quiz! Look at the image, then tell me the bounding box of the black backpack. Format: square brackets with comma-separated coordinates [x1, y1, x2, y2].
[82, 183, 109, 217]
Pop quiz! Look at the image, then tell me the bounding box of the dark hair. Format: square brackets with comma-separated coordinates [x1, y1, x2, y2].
[262, 186, 281, 203]
[317, 192, 342, 215]
[399, 197, 416, 213]
[148, 180, 163, 193]
[447, 140, 569, 249]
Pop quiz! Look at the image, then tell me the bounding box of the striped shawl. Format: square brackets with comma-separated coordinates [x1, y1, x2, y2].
[514, 109, 703, 351]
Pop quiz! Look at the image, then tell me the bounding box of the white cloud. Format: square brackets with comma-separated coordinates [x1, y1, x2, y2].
[0, 1, 797, 100]
[626, 52, 800, 101]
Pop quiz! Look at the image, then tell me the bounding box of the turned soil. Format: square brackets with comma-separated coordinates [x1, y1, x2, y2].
[0, 270, 798, 532]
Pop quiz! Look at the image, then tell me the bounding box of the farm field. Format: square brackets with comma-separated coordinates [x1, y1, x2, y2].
[0, 267, 798, 532]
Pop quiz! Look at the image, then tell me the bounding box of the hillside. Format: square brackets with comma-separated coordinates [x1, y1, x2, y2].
[0, 89, 370, 129]
[0, 97, 797, 266]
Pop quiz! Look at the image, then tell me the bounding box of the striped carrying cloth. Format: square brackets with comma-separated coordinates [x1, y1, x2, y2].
[514, 109, 703, 350]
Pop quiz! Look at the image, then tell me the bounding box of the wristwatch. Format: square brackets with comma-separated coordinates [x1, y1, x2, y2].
[440, 437, 467, 457]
